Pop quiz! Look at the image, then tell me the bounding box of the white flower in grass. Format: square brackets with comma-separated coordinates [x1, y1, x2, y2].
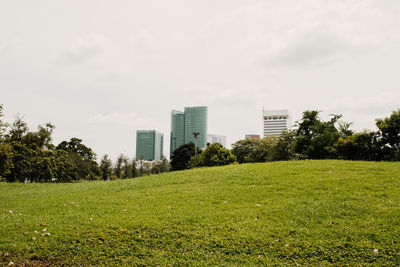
[90, 217, 93, 221]
[374, 249, 379, 254]
[34, 230, 39, 234]
[8, 210, 13, 214]
[8, 262, 14, 266]
[31, 237, 36, 241]
[42, 228, 47, 232]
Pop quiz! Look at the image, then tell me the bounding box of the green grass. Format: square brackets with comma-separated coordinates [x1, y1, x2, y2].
[1, 160, 400, 265]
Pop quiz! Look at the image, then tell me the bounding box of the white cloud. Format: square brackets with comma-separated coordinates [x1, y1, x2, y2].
[0, 37, 22, 55]
[201, 0, 390, 68]
[54, 34, 109, 66]
[86, 112, 159, 128]
[326, 91, 400, 130]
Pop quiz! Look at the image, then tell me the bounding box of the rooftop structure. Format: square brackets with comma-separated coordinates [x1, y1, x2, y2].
[263, 109, 290, 136]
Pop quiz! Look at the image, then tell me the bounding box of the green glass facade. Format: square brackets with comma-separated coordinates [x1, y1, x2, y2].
[184, 106, 207, 149]
[136, 130, 164, 161]
[170, 106, 208, 156]
[170, 110, 185, 156]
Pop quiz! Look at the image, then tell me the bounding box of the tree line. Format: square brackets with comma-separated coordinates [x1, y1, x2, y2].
[1, 104, 399, 182]
[0, 104, 170, 182]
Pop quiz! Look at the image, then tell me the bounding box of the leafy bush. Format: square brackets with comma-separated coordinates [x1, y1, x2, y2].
[170, 142, 201, 171]
[232, 137, 278, 164]
[191, 143, 236, 167]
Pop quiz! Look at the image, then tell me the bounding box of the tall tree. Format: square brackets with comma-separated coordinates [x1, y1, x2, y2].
[170, 142, 201, 171]
[376, 109, 400, 160]
[56, 138, 99, 180]
[272, 130, 298, 161]
[122, 155, 129, 179]
[130, 158, 137, 178]
[295, 111, 342, 159]
[114, 154, 125, 178]
[100, 155, 112, 180]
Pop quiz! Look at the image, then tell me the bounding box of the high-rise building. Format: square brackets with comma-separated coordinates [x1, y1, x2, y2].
[184, 106, 208, 149]
[207, 134, 227, 147]
[170, 110, 185, 156]
[263, 109, 290, 136]
[170, 106, 208, 156]
[136, 130, 164, 161]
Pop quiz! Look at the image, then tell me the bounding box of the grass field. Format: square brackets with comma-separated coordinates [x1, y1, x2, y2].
[1, 160, 400, 265]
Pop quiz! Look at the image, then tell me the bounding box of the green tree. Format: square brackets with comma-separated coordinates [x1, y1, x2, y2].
[192, 143, 236, 167]
[231, 137, 278, 164]
[143, 161, 152, 175]
[334, 131, 380, 161]
[272, 130, 298, 161]
[338, 121, 354, 138]
[0, 143, 14, 181]
[295, 111, 342, 159]
[151, 157, 170, 174]
[130, 158, 137, 178]
[100, 155, 112, 180]
[376, 109, 400, 160]
[114, 154, 125, 178]
[56, 138, 99, 180]
[54, 150, 79, 182]
[137, 156, 145, 176]
[122, 156, 130, 179]
[170, 142, 201, 171]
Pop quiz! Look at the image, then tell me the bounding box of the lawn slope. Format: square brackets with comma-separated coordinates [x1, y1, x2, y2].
[1, 160, 400, 265]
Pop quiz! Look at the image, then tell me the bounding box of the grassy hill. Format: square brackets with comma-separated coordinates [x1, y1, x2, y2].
[1, 160, 400, 265]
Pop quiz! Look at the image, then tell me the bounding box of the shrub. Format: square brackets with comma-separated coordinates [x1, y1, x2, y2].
[196, 143, 237, 167]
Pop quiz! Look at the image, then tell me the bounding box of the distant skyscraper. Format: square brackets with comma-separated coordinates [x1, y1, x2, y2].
[207, 134, 226, 147]
[184, 106, 208, 149]
[136, 130, 164, 161]
[170, 106, 208, 156]
[263, 109, 290, 136]
[170, 110, 185, 156]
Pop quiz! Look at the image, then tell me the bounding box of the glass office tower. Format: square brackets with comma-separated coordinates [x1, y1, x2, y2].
[136, 130, 164, 161]
[184, 106, 208, 149]
[170, 106, 208, 156]
[170, 110, 185, 156]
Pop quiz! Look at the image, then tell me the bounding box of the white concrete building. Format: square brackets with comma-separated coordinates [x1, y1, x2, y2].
[207, 134, 227, 147]
[263, 109, 290, 136]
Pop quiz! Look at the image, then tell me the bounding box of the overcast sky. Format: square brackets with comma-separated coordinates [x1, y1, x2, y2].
[1, 0, 399, 160]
